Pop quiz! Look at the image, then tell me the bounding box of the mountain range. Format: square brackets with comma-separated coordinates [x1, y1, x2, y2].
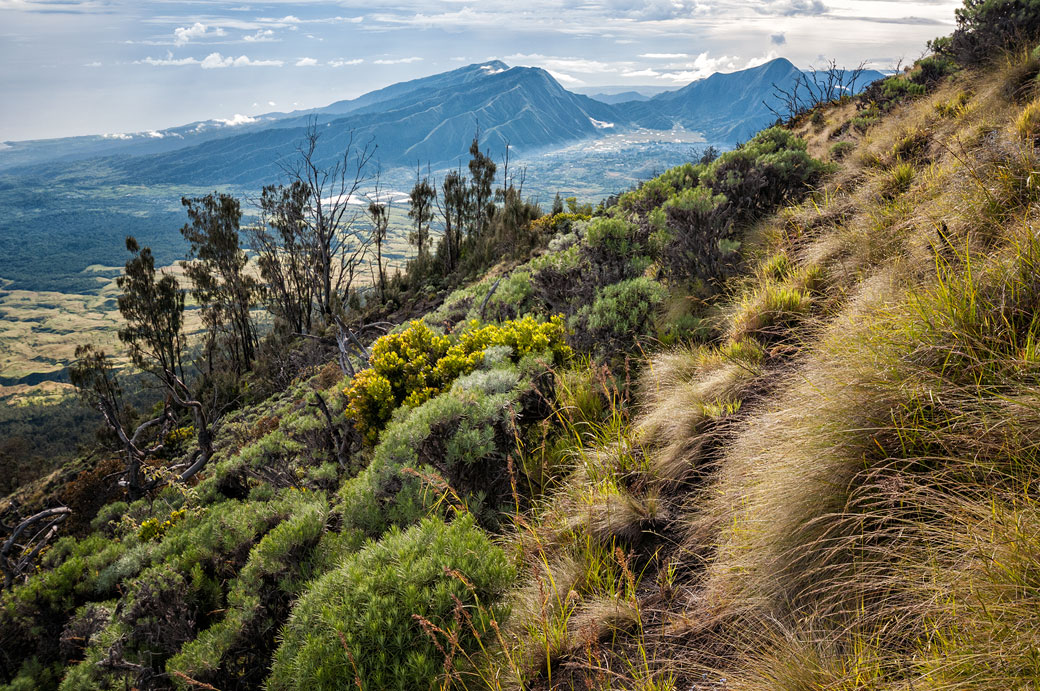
[0, 58, 885, 185]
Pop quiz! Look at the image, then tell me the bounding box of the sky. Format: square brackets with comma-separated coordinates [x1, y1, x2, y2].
[0, 0, 963, 142]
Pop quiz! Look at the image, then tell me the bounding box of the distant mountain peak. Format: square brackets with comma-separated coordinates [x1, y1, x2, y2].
[477, 60, 509, 74]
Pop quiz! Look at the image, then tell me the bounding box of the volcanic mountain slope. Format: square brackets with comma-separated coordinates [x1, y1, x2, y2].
[7, 22, 1040, 689]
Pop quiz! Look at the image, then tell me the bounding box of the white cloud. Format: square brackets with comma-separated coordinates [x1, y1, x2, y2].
[373, 56, 423, 64]
[200, 52, 283, 69]
[216, 113, 257, 126]
[640, 53, 689, 59]
[173, 22, 226, 46]
[146, 130, 164, 138]
[546, 69, 583, 86]
[268, 100, 277, 106]
[295, 57, 318, 67]
[102, 133, 132, 140]
[505, 53, 622, 74]
[83, 61, 102, 67]
[137, 52, 199, 67]
[761, 0, 828, 16]
[622, 68, 661, 78]
[744, 50, 779, 68]
[243, 29, 276, 42]
[329, 58, 364, 67]
[640, 51, 743, 82]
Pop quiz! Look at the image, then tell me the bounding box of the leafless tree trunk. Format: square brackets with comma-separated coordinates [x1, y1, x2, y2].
[1, 507, 71, 590]
[766, 59, 870, 122]
[282, 120, 377, 322]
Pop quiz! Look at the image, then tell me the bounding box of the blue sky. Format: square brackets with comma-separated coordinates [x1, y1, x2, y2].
[0, 0, 961, 141]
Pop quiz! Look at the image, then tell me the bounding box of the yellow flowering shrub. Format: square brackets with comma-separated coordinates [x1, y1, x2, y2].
[345, 316, 571, 443]
[137, 508, 187, 542]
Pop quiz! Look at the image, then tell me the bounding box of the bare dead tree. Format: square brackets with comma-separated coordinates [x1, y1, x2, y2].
[281, 120, 378, 322]
[70, 344, 174, 498]
[766, 59, 870, 122]
[1, 506, 71, 590]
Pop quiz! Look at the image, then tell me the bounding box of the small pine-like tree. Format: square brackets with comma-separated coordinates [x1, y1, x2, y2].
[407, 167, 436, 261]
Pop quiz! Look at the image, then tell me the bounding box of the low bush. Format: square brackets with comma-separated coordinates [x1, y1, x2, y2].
[339, 369, 526, 538]
[829, 141, 856, 160]
[730, 283, 813, 343]
[267, 515, 514, 691]
[168, 496, 327, 690]
[576, 278, 668, 353]
[344, 317, 571, 443]
[940, 0, 1040, 65]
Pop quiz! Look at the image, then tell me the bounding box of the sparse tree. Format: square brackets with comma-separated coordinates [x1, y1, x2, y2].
[468, 132, 497, 239]
[117, 237, 215, 483]
[252, 180, 315, 334]
[69, 343, 172, 499]
[766, 59, 869, 122]
[408, 165, 436, 260]
[438, 167, 471, 274]
[283, 121, 377, 320]
[494, 146, 539, 257]
[698, 145, 721, 166]
[367, 181, 391, 299]
[551, 192, 564, 216]
[179, 193, 259, 374]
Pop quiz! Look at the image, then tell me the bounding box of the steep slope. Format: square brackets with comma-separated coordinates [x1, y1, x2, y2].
[113, 66, 625, 186]
[306, 60, 512, 118]
[626, 57, 886, 140]
[10, 7, 1040, 689]
[0, 62, 511, 172]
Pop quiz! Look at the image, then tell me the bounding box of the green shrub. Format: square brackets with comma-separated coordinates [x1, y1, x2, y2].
[479, 270, 535, 321]
[940, 0, 1040, 65]
[851, 113, 881, 132]
[584, 217, 642, 258]
[615, 162, 703, 215]
[829, 141, 856, 160]
[267, 515, 514, 691]
[575, 277, 667, 353]
[344, 317, 570, 443]
[649, 128, 824, 285]
[339, 365, 527, 539]
[167, 498, 328, 690]
[882, 76, 928, 100]
[530, 211, 590, 238]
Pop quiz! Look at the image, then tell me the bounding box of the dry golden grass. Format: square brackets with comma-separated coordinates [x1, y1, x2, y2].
[466, 51, 1040, 691]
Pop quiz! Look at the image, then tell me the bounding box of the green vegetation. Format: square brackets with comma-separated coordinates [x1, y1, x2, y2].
[344, 317, 571, 443]
[268, 515, 513, 691]
[9, 2, 1040, 690]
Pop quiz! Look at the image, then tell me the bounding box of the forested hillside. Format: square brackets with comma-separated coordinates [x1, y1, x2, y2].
[5, 1, 1040, 689]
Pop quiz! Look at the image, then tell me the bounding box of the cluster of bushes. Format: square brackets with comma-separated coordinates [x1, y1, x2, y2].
[422, 129, 825, 363]
[343, 317, 571, 443]
[268, 515, 513, 691]
[934, 0, 1040, 65]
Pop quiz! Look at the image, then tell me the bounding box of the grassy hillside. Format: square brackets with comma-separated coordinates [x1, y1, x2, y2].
[6, 4, 1040, 690]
